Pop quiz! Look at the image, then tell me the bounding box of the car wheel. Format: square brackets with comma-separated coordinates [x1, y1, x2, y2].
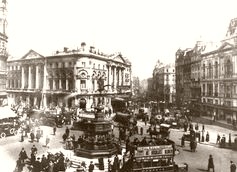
[0, 132, 6, 138]
[10, 128, 15, 135]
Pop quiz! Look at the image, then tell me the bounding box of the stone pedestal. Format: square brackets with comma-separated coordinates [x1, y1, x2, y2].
[75, 104, 118, 158]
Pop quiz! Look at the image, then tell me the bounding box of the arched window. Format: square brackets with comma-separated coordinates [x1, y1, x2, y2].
[226, 59, 232, 77]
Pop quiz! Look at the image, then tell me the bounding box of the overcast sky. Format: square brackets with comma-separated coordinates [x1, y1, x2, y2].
[6, 0, 237, 79]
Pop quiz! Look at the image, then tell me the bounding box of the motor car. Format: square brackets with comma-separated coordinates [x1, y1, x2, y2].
[0, 123, 18, 138]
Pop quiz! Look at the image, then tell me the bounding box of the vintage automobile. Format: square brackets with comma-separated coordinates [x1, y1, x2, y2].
[0, 123, 19, 138]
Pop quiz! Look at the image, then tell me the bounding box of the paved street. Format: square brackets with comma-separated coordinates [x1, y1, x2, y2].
[135, 120, 237, 172]
[1, 109, 237, 172]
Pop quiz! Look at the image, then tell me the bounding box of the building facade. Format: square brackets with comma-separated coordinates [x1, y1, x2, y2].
[153, 62, 176, 110]
[201, 18, 237, 123]
[7, 43, 132, 111]
[175, 17, 237, 124]
[175, 48, 192, 109]
[0, 0, 8, 105]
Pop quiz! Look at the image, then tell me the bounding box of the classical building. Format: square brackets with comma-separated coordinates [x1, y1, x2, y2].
[153, 61, 176, 110]
[175, 17, 237, 124]
[0, 0, 8, 105]
[7, 43, 132, 111]
[200, 18, 237, 123]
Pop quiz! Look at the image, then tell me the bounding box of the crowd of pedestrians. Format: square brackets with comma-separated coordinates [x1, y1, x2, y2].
[16, 145, 69, 172]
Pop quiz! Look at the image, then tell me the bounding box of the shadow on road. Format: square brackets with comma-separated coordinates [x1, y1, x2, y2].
[197, 168, 208, 171]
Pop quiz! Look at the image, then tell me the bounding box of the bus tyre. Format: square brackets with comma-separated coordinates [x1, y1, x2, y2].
[10, 128, 15, 135]
[1, 132, 6, 138]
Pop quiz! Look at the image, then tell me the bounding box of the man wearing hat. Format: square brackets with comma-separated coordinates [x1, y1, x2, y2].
[230, 161, 236, 172]
[32, 157, 41, 172]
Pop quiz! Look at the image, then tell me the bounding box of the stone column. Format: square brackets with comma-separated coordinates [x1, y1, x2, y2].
[119, 68, 122, 86]
[53, 79, 56, 90]
[28, 66, 32, 89]
[107, 65, 110, 87]
[34, 97, 37, 107]
[66, 79, 69, 90]
[93, 79, 97, 92]
[114, 66, 117, 90]
[59, 79, 62, 89]
[35, 65, 39, 89]
[21, 66, 25, 89]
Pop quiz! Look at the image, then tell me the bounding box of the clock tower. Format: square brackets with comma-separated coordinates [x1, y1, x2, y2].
[0, 0, 8, 105]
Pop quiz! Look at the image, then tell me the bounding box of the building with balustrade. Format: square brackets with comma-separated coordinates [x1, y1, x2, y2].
[0, 0, 8, 106]
[6, 42, 132, 111]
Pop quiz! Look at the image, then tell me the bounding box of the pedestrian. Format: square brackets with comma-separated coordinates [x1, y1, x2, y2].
[229, 133, 232, 146]
[15, 158, 24, 172]
[140, 127, 143, 135]
[30, 132, 35, 142]
[195, 122, 199, 130]
[45, 135, 50, 148]
[113, 154, 120, 171]
[65, 127, 70, 137]
[32, 157, 41, 172]
[62, 133, 67, 142]
[36, 131, 41, 142]
[89, 161, 94, 172]
[206, 131, 210, 142]
[216, 134, 221, 144]
[202, 124, 205, 131]
[19, 148, 28, 164]
[53, 125, 57, 135]
[230, 161, 236, 172]
[21, 132, 24, 142]
[40, 155, 47, 171]
[181, 135, 185, 147]
[207, 154, 215, 172]
[31, 145, 38, 155]
[30, 151, 36, 165]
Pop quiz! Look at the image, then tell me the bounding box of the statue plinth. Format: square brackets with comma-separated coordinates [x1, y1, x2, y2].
[75, 104, 118, 158]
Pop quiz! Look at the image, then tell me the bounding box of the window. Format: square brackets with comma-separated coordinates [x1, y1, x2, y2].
[203, 64, 205, 79]
[82, 62, 86, 67]
[93, 63, 95, 69]
[214, 61, 218, 78]
[226, 59, 232, 77]
[80, 80, 86, 89]
[208, 63, 212, 79]
[98, 64, 100, 69]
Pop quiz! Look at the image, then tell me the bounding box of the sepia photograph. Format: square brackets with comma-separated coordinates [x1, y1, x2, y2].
[1, 0, 237, 171]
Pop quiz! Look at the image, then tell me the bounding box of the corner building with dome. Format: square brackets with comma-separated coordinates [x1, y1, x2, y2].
[6, 42, 132, 111]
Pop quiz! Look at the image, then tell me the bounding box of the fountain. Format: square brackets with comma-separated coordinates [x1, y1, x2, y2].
[74, 77, 119, 158]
